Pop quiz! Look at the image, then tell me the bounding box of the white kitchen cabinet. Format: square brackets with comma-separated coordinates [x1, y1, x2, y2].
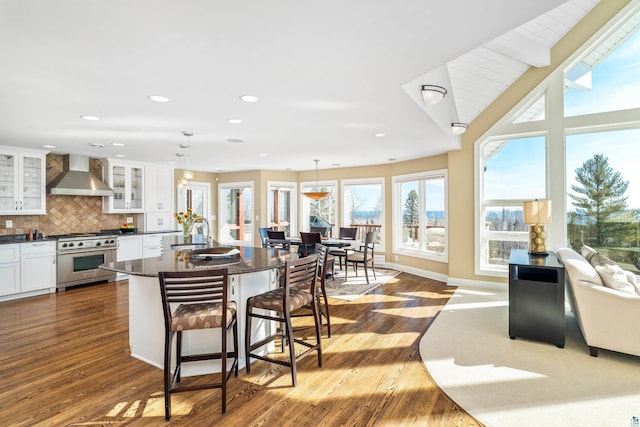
[103, 159, 144, 213]
[0, 244, 21, 297]
[145, 166, 174, 212]
[145, 212, 175, 233]
[142, 234, 163, 258]
[20, 241, 56, 293]
[0, 146, 47, 215]
[117, 235, 143, 262]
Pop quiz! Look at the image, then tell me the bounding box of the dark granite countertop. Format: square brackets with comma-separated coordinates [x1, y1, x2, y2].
[0, 234, 55, 245]
[100, 235, 296, 277]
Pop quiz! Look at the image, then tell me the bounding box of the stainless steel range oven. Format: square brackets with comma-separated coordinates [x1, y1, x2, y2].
[52, 233, 118, 291]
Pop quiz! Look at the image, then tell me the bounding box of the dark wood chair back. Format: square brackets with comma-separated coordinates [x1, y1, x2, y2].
[338, 227, 358, 240]
[259, 227, 273, 247]
[267, 230, 286, 240]
[299, 231, 322, 256]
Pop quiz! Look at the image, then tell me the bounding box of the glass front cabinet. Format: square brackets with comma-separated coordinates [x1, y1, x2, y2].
[0, 147, 47, 215]
[102, 159, 144, 213]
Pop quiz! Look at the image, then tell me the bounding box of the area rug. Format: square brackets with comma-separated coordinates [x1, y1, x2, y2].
[324, 268, 400, 300]
[420, 287, 640, 427]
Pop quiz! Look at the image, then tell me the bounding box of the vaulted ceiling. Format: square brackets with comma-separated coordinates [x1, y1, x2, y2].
[0, 0, 599, 172]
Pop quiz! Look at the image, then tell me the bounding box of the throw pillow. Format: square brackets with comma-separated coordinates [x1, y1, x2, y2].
[580, 245, 598, 262]
[590, 251, 614, 268]
[594, 263, 639, 296]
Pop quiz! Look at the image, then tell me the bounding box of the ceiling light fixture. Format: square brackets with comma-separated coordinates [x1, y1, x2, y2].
[302, 159, 329, 200]
[148, 95, 169, 103]
[240, 95, 259, 103]
[81, 115, 100, 121]
[227, 138, 244, 143]
[42, 144, 56, 149]
[374, 133, 387, 137]
[451, 122, 468, 135]
[420, 85, 447, 106]
[227, 119, 243, 124]
[111, 142, 125, 147]
[90, 142, 104, 148]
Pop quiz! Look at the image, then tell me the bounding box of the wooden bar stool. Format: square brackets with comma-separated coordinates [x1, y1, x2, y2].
[158, 268, 238, 420]
[245, 254, 322, 386]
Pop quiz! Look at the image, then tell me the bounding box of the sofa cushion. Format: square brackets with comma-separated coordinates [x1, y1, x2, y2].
[580, 244, 598, 262]
[594, 263, 640, 296]
[556, 247, 603, 286]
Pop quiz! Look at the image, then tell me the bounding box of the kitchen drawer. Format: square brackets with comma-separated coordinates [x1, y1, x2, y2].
[21, 241, 55, 255]
[0, 244, 20, 263]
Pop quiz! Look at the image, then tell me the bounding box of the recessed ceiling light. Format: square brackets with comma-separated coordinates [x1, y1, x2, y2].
[90, 143, 104, 148]
[42, 144, 56, 149]
[148, 95, 169, 103]
[227, 138, 244, 143]
[167, 160, 176, 165]
[115, 154, 125, 158]
[259, 153, 267, 157]
[374, 133, 387, 137]
[240, 95, 259, 103]
[331, 163, 341, 167]
[111, 142, 125, 147]
[388, 158, 397, 162]
[81, 115, 100, 121]
[227, 119, 243, 124]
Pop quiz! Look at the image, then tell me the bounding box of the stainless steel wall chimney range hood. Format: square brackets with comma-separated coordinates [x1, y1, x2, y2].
[47, 154, 114, 196]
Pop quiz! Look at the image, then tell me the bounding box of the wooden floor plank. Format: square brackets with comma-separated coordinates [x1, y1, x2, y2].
[0, 273, 482, 426]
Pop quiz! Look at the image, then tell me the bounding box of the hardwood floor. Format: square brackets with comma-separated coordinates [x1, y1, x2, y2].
[0, 273, 481, 426]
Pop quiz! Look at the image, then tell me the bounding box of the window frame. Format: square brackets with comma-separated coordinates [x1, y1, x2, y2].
[392, 169, 448, 262]
[217, 180, 254, 246]
[341, 177, 385, 250]
[266, 180, 297, 238]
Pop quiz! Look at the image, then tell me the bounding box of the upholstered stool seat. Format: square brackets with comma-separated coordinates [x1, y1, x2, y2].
[171, 301, 237, 331]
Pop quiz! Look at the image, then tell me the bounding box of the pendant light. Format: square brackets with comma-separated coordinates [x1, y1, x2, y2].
[181, 131, 195, 182]
[302, 159, 329, 200]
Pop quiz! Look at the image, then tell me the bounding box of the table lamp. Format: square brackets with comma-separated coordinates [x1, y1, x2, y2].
[523, 199, 552, 256]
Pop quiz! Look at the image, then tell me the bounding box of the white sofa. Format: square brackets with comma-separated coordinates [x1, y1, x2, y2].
[556, 247, 640, 357]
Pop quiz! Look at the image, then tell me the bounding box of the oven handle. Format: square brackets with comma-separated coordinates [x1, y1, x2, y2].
[57, 246, 118, 256]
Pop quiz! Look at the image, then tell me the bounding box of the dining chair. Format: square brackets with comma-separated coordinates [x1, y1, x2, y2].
[245, 254, 322, 386]
[264, 238, 291, 250]
[291, 244, 332, 338]
[267, 230, 286, 240]
[329, 227, 358, 270]
[158, 268, 238, 419]
[298, 231, 322, 256]
[258, 227, 273, 247]
[300, 232, 335, 276]
[345, 231, 378, 284]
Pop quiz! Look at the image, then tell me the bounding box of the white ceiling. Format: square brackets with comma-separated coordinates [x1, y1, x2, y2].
[0, 0, 598, 173]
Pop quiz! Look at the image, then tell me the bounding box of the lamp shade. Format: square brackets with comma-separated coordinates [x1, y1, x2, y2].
[523, 199, 552, 224]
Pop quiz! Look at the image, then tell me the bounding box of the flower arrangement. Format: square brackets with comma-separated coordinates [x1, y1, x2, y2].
[175, 208, 201, 237]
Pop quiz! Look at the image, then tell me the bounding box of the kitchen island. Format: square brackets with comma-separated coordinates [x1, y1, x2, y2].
[100, 235, 296, 375]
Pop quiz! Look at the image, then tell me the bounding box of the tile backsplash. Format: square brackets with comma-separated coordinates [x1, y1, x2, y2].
[0, 154, 140, 237]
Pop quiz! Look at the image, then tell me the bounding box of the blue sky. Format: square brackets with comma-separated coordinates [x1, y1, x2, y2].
[486, 25, 640, 211]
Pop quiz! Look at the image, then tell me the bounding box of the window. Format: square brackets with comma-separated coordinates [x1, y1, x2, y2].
[478, 136, 547, 274]
[177, 181, 211, 236]
[267, 181, 297, 237]
[218, 181, 253, 245]
[566, 130, 640, 270]
[392, 170, 447, 261]
[342, 178, 384, 245]
[300, 181, 337, 236]
[565, 17, 640, 117]
[475, 3, 640, 277]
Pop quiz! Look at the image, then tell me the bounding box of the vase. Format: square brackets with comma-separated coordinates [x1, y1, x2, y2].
[182, 223, 191, 238]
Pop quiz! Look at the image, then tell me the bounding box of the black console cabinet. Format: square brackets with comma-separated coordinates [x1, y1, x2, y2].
[508, 249, 565, 348]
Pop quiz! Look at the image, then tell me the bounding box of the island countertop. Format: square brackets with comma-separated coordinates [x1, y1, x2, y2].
[100, 235, 296, 277]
